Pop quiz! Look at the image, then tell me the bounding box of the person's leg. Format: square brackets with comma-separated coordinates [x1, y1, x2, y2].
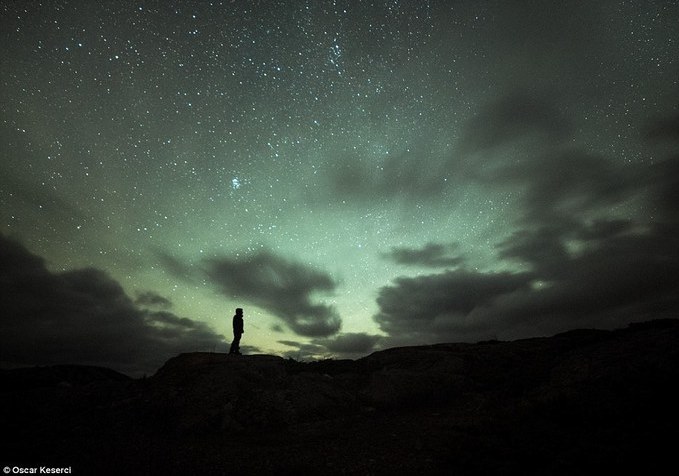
[230, 333, 241, 354]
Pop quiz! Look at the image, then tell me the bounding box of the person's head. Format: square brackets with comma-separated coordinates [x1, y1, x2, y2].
[235, 307, 243, 316]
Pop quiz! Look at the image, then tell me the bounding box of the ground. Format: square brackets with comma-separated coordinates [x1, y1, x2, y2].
[2, 319, 678, 475]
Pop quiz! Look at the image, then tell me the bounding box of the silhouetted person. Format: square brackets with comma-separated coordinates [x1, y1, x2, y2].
[229, 307, 244, 355]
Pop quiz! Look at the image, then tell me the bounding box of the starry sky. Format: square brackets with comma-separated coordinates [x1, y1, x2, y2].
[1, 0, 678, 376]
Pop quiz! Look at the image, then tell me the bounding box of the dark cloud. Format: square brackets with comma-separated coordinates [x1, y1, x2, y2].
[520, 149, 636, 227]
[458, 93, 571, 157]
[454, 93, 636, 229]
[0, 234, 224, 376]
[277, 340, 328, 361]
[382, 242, 463, 268]
[574, 218, 635, 241]
[277, 340, 307, 348]
[277, 333, 382, 360]
[312, 332, 382, 357]
[320, 93, 575, 205]
[205, 250, 341, 337]
[464, 104, 679, 231]
[374, 269, 533, 343]
[135, 290, 172, 309]
[496, 226, 570, 273]
[375, 218, 679, 343]
[373, 106, 679, 345]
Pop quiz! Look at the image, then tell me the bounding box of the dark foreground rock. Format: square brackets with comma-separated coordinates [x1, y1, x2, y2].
[2, 319, 679, 475]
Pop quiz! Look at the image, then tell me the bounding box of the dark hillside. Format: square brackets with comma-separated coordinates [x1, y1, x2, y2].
[2, 319, 678, 475]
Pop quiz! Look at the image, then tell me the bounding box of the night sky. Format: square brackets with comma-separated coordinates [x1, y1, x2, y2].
[2, 1, 678, 376]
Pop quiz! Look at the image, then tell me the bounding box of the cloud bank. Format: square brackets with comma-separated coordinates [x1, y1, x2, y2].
[373, 103, 679, 344]
[0, 234, 224, 376]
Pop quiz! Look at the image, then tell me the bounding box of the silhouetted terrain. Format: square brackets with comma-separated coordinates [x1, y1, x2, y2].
[3, 319, 679, 475]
